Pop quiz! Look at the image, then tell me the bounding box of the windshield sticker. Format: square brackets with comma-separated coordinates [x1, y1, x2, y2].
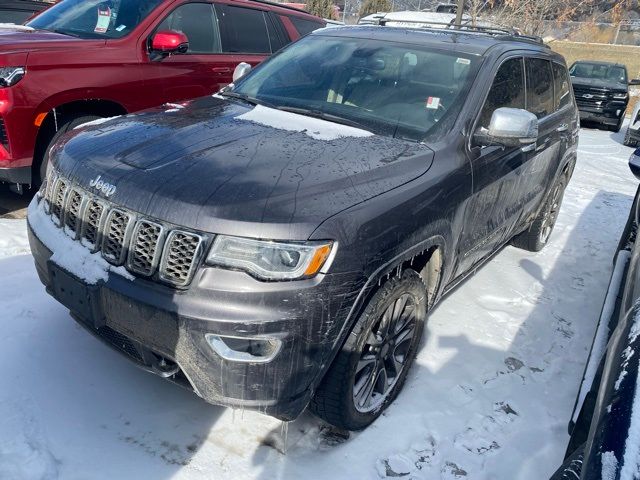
[456, 58, 471, 65]
[94, 7, 111, 33]
[426, 97, 440, 110]
[115, 24, 126, 32]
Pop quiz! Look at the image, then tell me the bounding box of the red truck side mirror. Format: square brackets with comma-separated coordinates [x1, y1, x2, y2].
[150, 31, 189, 55]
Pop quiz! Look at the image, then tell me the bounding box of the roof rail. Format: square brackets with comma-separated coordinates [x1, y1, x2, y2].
[376, 18, 546, 46]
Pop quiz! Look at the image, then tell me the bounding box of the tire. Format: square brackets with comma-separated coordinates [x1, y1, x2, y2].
[549, 444, 585, 480]
[36, 114, 104, 186]
[512, 174, 568, 252]
[624, 126, 639, 148]
[310, 269, 428, 430]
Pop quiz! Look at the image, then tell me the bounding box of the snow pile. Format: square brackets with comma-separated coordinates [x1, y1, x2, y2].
[235, 105, 374, 141]
[602, 451, 618, 480]
[27, 197, 133, 284]
[0, 219, 30, 259]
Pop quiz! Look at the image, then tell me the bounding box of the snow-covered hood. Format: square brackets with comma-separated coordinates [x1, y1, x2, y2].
[50, 96, 434, 240]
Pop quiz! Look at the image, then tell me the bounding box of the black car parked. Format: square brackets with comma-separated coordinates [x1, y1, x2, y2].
[569, 60, 640, 132]
[28, 24, 579, 430]
[0, 0, 49, 24]
[551, 148, 640, 479]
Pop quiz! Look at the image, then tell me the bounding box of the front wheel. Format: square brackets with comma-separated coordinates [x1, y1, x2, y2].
[310, 269, 427, 430]
[512, 174, 567, 252]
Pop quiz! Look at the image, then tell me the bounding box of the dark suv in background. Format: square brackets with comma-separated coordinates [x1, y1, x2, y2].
[0, 0, 323, 191]
[28, 24, 579, 430]
[569, 60, 640, 132]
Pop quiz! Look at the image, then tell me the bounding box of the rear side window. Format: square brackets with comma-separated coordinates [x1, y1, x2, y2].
[217, 5, 271, 54]
[525, 58, 554, 119]
[478, 57, 525, 129]
[157, 3, 221, 54]
[552, 62, 572, 111]
[288, 16, 324, 36]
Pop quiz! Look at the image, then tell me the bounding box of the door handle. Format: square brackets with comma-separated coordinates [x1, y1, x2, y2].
[557, 124, 569, 132]
[211, 67, 232, 74]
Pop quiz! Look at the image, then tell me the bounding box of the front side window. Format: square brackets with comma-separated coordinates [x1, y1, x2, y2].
[28, 0, 163, 39]
[217, 5, 271, 54]
[478, 57, 525, 129]
[552, 62, 572, 111]
[233, 35, 480, 141]
[526, 58, 554, 119]
[157, 3, 221, 54]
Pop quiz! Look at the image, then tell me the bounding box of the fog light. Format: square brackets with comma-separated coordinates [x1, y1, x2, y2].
[205, 334, 282, 363]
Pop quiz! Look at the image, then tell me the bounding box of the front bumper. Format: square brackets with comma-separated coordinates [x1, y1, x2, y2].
[578, 102, 628, 125]
[27, 198, 361, 421]
[0, 165, 30, 184]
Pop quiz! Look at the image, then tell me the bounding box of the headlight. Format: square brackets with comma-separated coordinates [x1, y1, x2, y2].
[612, 92, 628, 100]
[206, 236, 334, 281]
[0, 67, 25, 87]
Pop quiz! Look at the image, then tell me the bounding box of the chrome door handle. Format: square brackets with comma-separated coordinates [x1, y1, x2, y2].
[557, 124, 569, 132]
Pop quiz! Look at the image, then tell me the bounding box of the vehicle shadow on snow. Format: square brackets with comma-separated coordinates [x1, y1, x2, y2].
[246, 189, 633, 479]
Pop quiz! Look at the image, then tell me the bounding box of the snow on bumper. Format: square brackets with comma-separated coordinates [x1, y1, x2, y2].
[27, 196, 133, 284]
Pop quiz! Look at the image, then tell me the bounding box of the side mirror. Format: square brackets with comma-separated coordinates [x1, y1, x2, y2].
[150, 30, 189, 55]
[630, 148, 640, 180]
[475, 107, 538, 148]
[629, 79, 640, 86]
[233, 62, 252, 83]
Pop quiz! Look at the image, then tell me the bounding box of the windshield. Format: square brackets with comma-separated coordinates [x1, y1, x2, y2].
[570, 62, 628, 84]
[27, 0, 163, 39]
[233, 35, 480, 141]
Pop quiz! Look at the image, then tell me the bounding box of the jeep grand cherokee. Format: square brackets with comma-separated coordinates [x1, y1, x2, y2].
[28, 25, 579, 430]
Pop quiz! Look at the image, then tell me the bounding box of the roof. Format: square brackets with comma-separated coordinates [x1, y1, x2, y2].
[312, 25, 552, 57]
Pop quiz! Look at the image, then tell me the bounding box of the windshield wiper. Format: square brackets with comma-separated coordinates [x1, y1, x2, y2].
[219, 91, 276, 108]
[50, 28, 80, 38]
[276, 106, 368, 130]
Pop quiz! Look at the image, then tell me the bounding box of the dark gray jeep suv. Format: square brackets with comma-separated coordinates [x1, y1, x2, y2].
[28, 24, 579, 430]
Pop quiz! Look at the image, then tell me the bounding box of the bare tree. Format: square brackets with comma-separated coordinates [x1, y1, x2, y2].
[463, 0, 623, 36]
[359, 0, 392, 18]
[306, 0, 336, 19]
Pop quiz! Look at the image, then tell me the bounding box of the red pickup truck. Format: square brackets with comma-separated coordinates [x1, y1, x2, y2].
[0, 0, 324, 190]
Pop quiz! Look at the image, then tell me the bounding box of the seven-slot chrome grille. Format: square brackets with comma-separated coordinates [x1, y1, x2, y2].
[42, 172, 204, 287]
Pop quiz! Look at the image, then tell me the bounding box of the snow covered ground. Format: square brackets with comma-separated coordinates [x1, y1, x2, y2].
[0, 126, 638, 480]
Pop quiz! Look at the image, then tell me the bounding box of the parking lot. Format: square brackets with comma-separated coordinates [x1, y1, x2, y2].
[0, 124, 637, 479]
